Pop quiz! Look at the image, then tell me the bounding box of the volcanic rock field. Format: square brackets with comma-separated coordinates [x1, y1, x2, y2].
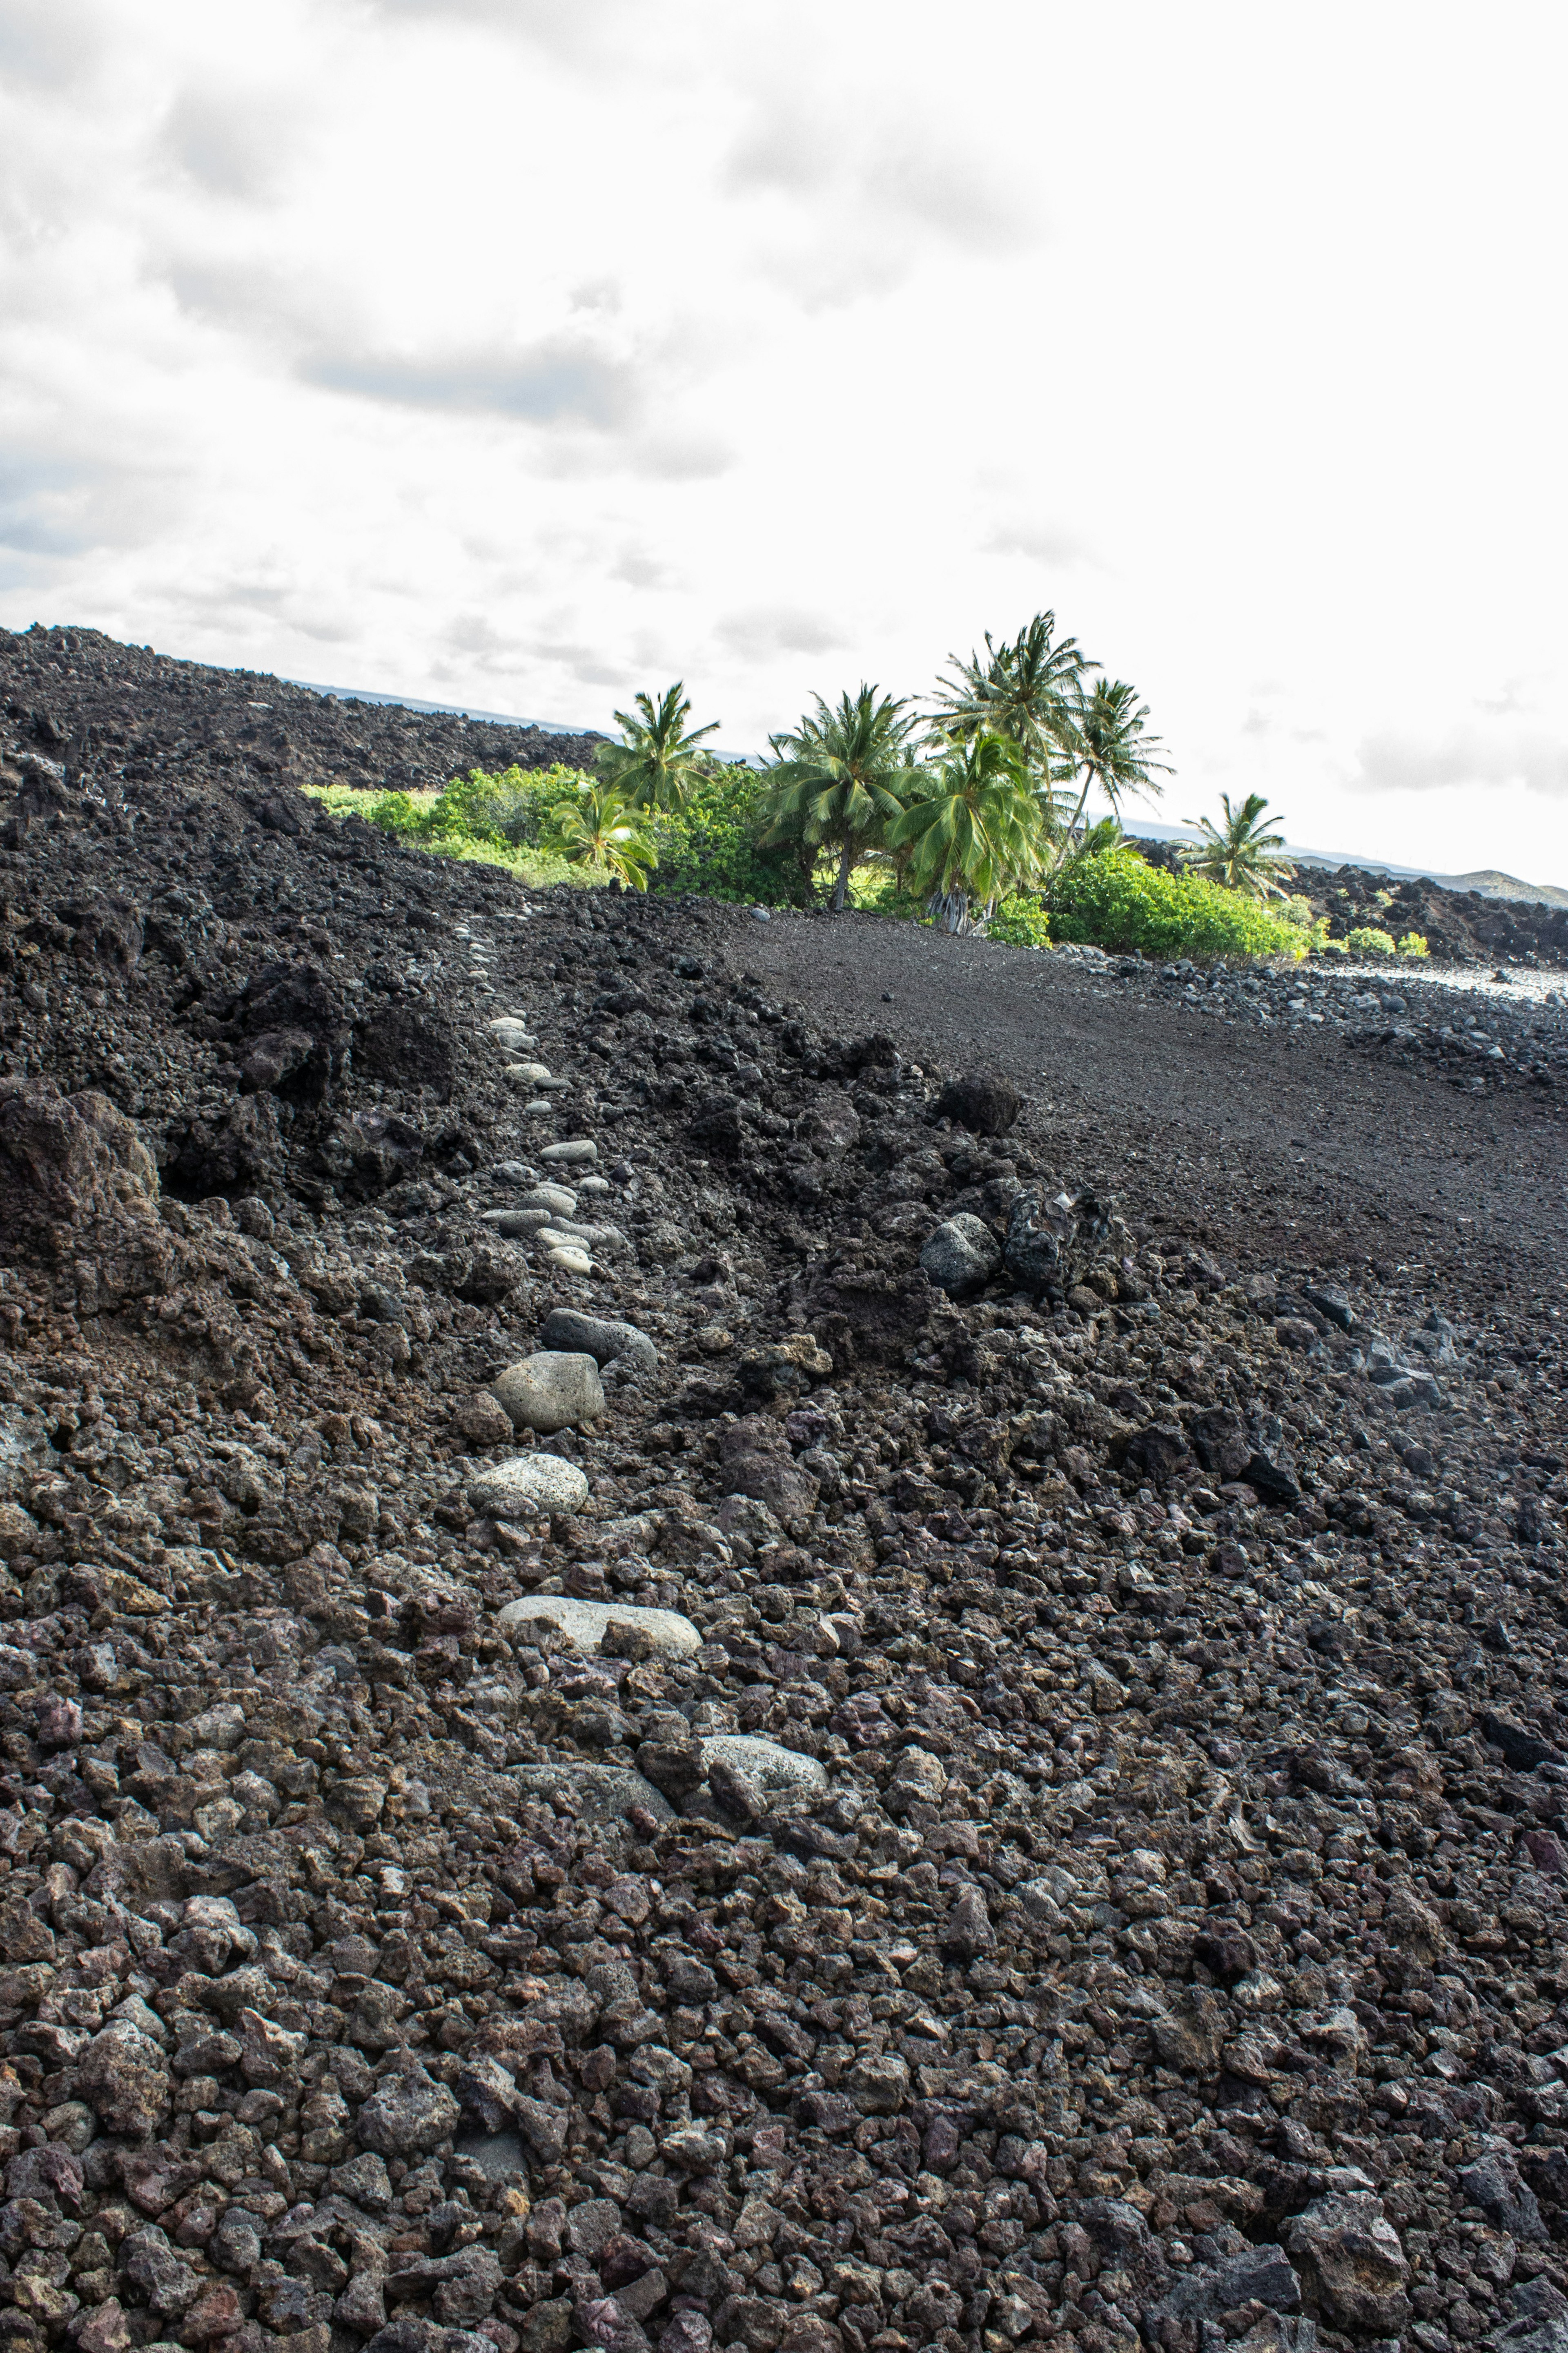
[0, 625, 1565, 2353]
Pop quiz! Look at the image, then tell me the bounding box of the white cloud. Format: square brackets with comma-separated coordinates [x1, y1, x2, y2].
[160, 83, 314, 201]
[0, 0, 1562, 881]
[303, 339, 640, 428]
[1354, 724, 1568, 801]
[715, 606, 847, 661]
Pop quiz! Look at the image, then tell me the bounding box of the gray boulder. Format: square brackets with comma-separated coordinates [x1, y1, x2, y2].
[490, 1352, 604, 1434]
[519, 1184, 577, 1215]
[1493, 2279, 1568, 2353]
[468, 1456, 590, 1520]
[920, 1213, 1001, 1296]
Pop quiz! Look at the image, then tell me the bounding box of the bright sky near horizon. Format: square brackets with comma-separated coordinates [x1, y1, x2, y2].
[2, 0, 1566, 881]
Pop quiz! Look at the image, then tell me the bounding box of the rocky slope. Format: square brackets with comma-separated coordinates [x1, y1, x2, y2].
[0, 632, 1565, 2353]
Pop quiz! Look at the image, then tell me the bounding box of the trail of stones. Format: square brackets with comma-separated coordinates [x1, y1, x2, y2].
[0, 630, 1564, 2353]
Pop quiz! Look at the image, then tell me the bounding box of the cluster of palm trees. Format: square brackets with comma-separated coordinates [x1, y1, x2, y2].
[558, 615, 1173, 923]
[552, 617, 1296, 921]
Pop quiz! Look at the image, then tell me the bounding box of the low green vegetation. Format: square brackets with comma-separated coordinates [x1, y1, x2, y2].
[1336, 925, 1430, 960]
[310, 616, 1433, 966]
[1048, 841, 1312, 961]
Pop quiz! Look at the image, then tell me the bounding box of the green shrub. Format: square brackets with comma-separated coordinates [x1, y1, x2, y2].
[986, 895, 1052, 947]
[366, 789, 427, 837]
[844, 863, 922, 918]
[1345, 925, 1399, 958]
[1046, 843, 1308, 961]
[648, 764, 813, 905]
[1397, 931, 1430, 959]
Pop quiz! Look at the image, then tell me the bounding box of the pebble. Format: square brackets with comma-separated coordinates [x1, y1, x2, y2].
[490, 1350, 605, 1433]
[540, 1137, 599, 1164]
[496, 1595, 701, 1655]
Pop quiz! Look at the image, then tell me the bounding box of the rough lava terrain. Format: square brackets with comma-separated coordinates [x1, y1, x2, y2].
[0, 627, 1565, 2353]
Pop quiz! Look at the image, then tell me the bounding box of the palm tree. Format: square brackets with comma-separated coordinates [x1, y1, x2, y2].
[757, 685, 919, 912]
[544, 784, 658, 890]
[1048, 678, 1170, 873]
[1182, 791, 1295, 897]
[931, 611, 1095, 792]
[596, 682, 719, 812]
[886, 732, 1046, 932]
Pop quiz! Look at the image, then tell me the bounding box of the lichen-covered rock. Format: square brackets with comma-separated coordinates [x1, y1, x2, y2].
[490, 1351, 605, 1434]
[468, 1454, 590, 1519]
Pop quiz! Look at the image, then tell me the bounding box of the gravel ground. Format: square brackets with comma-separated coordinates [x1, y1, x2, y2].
[733, 914, 1568, 1304]
[0, 634, 1565, 2353]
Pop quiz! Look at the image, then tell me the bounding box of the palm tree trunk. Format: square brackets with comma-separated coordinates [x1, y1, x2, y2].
[830, 836, 853, 913]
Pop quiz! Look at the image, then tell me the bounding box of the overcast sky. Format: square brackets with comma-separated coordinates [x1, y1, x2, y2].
[2, 0, 1566, 880]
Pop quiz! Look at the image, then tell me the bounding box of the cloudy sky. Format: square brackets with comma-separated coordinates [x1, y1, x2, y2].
[2, 0, 1566, 880]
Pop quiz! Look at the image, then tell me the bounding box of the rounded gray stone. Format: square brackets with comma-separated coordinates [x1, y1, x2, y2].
[490, 1351, 605, 1434]
[541, 1139, 599, 1165]
[468, 1455, 590, 1520]
[539, 1309, 658, 1371]
[497, 1595, 700, 1657]
[519, 1184, 577, 1215]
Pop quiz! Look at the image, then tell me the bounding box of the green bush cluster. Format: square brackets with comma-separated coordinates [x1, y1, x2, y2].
[1045, 843, 1310, 961]
[1332, 925, 1430, 960]
[646, 764, 817, 905]
[986, 896, 1053, 947]
[369, 763, 591, 850]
